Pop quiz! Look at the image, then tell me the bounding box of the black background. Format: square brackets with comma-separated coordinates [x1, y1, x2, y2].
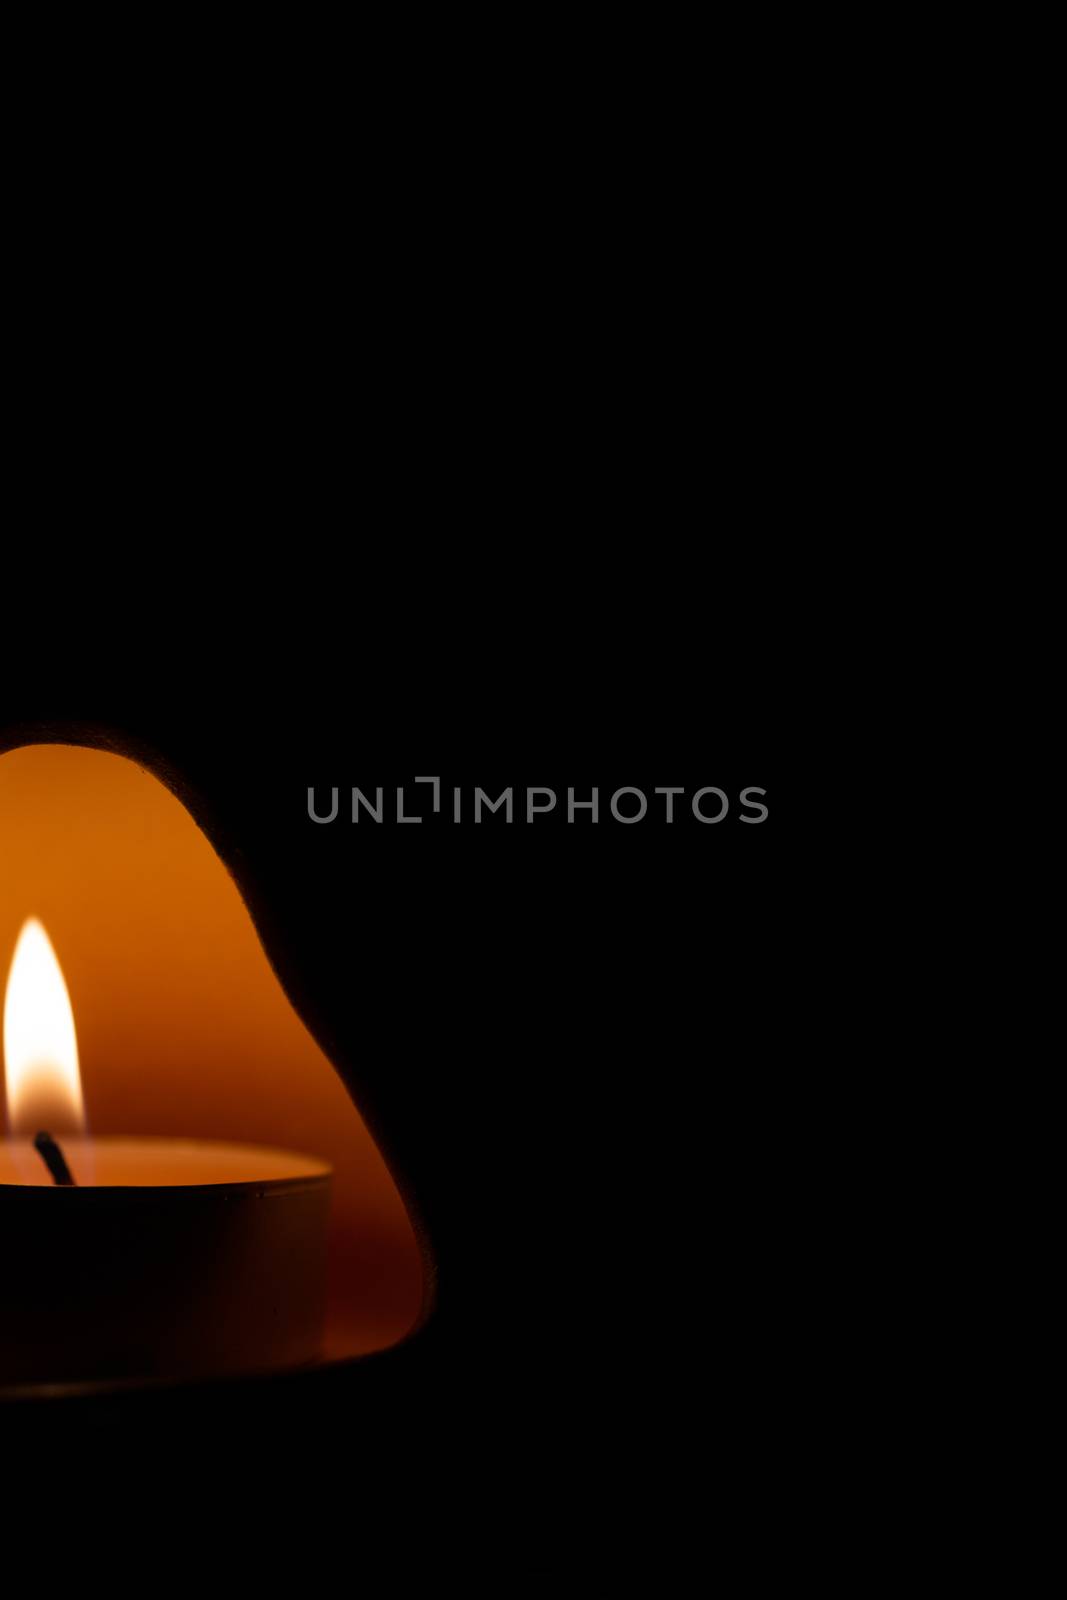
[1, 90, 844, 1524]
[0, 7, 893, 1559]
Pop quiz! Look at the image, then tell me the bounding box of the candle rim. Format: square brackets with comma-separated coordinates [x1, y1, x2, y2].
[0, 1135, 332, 1190]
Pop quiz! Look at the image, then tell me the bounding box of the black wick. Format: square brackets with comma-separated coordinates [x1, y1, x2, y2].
[34, 1131, 77, 1186]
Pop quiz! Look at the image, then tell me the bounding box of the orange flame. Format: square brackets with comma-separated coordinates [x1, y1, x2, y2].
[3, 917, 86, 1136]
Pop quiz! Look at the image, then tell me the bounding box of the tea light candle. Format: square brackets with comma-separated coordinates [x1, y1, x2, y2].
[1, 919, 331, 1390]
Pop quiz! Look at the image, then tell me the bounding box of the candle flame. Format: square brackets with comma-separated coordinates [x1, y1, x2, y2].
[3, 917, 86, 1136]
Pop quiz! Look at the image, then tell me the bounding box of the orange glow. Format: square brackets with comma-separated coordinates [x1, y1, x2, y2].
[4, 917, 86, 1136]
[0, 743, 423, 1359]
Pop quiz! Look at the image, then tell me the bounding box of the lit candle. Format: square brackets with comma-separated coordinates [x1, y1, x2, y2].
[0, 918, 331, 1389]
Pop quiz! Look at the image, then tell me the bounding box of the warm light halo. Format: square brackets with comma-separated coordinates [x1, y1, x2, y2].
[3, 916, 86, 1136]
